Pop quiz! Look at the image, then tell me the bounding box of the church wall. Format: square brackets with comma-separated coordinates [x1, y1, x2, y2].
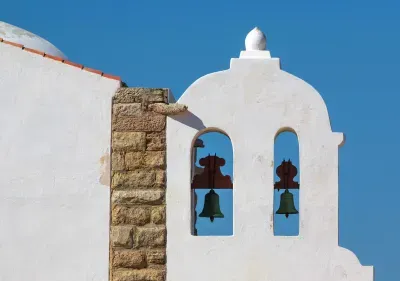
[0, 43, 120, 281]
[110, 88, 168, 281]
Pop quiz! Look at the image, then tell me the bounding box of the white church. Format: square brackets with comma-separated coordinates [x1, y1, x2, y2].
[0, 21, 374, 281]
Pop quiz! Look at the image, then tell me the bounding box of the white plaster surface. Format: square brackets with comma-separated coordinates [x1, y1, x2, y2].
[0, 43, 120, 281]
[166, 30, 373, 281]
[0, 21, 67, 59]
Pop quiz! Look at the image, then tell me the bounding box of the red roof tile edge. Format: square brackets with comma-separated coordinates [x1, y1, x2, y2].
[0, 38, 121, 82]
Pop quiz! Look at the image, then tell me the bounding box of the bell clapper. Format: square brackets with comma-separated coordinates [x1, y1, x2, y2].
[210, 216, 214, 222]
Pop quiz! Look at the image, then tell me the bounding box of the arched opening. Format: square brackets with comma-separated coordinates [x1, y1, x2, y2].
[273, 130, 300, 236]
[191, 130, 233, 236]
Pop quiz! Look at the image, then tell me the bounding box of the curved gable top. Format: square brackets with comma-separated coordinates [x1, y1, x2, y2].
[178, 27, 333, 135]
[0, 21, 67, 59]
[166, 28, 371, 281]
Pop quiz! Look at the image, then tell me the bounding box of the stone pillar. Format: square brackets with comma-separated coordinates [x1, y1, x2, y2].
[110, 88, 168, 281]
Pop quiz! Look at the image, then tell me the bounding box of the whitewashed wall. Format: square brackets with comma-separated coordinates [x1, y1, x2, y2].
[0, 43, 120, 281]
[166, 38, 373, 280]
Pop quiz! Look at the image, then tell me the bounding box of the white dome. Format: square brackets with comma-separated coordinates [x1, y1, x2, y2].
[0, 21, 67, 59]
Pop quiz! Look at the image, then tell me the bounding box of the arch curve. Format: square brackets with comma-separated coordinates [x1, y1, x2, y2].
[178, 63, 333, 136]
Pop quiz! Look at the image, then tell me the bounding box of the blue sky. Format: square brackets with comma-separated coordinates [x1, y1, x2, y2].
[2, 0, 400, 280]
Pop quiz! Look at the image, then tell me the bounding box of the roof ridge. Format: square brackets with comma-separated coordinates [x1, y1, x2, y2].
[0, 38, 121, 82]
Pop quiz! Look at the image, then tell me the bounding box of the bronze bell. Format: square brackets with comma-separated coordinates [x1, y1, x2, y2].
[276, 189, 298, 218]
[199, 189, 224, 222]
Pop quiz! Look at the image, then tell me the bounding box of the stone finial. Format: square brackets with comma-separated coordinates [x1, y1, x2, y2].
[245, 27, 266, 51]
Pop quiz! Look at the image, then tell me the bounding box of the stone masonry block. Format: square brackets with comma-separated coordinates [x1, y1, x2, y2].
[112, 152, 125, 171]
[110, 226, 133, 248]
[155, 170, 165, 186]
[146, 132, 166, 151]
[144, 152, 165, 168]
[151, 206, 166, 224]
[135, 226, 166, 248]
[124, 152, 143, 169]
[113, 87, 168, 104]
[125, 152, 165, 169]
[112, 250, 147, 269]
[112, 171, 156, 189]
[112, 205, 151, 226]
[113, 115, 165, 132]
[112, 132, 146, 151]
[112, 269, 165, 281]
[146, 249, 166, 265]
[112, 190, 165, 205]
[113, 103, 142, 117]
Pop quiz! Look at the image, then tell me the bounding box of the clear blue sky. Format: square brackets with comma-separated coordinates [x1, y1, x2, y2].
[2, 1, 400, 280]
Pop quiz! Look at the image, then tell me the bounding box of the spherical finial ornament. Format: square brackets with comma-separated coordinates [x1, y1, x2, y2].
[245, 27, 266, 51]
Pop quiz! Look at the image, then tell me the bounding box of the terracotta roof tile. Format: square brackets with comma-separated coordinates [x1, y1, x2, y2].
[44, 53, 64, 62]
[0, 37, 121, 82]
[103, 73, 121, 80]
[23, 47, 45, 56]
[63, 60, 83, 69]
[3, 39, 24, 48]
[84, 67, 103, 76]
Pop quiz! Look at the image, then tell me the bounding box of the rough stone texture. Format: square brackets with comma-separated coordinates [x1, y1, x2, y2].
[146, 250, 166, 265]
[112, 152, 126, 171]
[148, 103, 188, 116]
[124, 152, 143, 169]
[144, 152, 165, 168]
[112, 206, 151, 226]
[146, 132, 166, 151]
[151, 206, 166, 224]
[112, 190, 165, 205]
[125, 151, 165, 169]
[113, 103, 142, 117]
[112, 250, 147, 269]
[113, 115, 166, 132]
[113, 88, 168, 104]
[111, 87, 167, 281]
[136, 227, 166, 248]
[112, 269, 165, 281]
[155, 170, 165, 186]
[112, 170, 158, 189]
[110, 226, 134, 248]
[113, 132, 146, 151]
